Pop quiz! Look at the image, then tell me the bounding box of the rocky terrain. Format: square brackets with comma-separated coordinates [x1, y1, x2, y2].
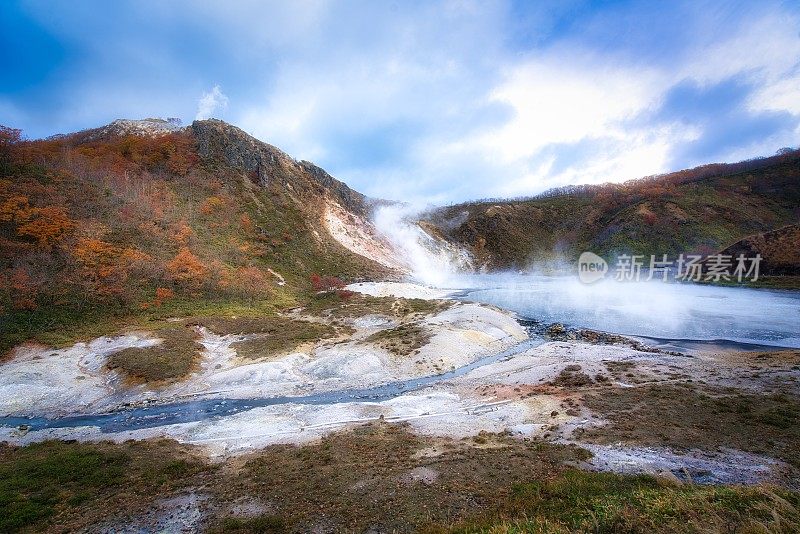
[1, 281, 798, 532]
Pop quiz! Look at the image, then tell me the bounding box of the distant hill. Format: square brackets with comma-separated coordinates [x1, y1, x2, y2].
[422, 150, 800, 272]
[3, 117, 799, 352]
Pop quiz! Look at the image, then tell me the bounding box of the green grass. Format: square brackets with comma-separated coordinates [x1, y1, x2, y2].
[303, 292, 448, 319]
[446, 470, 800, 533]
[363, 322, 431, 356]
[0, 440, 208, 533]
[212, 515, 286, 533]
[0, 442, 128, 531]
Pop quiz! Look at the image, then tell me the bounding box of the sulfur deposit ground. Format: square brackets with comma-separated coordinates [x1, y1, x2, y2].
[1, 282, 799, 532]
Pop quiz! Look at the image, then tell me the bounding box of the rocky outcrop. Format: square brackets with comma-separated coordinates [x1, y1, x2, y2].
[190, 119, 370, 216]
[64, 118, 184, 142]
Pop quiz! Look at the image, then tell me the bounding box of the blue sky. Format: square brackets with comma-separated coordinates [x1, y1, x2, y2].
[2, 0, 799, 203]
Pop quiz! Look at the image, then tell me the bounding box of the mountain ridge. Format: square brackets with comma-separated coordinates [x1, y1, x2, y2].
[421, 149, 800, 273]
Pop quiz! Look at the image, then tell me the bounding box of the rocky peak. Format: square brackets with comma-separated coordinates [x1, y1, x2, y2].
[62, 117, 184, 143]
[108, 117, 183, 135]
[190, 119, 370, 215]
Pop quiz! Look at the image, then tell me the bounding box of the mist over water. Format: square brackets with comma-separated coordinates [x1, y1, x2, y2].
[453, 274, 800, 348]
[371, 210, 799, 348]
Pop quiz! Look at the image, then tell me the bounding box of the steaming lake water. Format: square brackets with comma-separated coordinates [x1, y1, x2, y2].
[452, 274, 800, 350]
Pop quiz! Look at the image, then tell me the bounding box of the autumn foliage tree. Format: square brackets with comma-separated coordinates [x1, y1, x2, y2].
[0, 193, 74, 249]
[70, 238, 149, 303]
[200, 195, 225, 215]
[239, 213, 254, 233]
[16, 206, 74, 248]
[166, 247, 208, 292]
[153, 287, 175, 306]
[310, 273, 353, 299]
[8, 267, 41, 310]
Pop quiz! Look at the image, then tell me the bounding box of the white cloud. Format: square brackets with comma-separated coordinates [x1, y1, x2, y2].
[479, 57, 664, 162]
[681, 11, 800, 88]
[6, 1, 800, 201]
[229, 3, 800, 202]
[405, 6, 800, 199]
[195, 85, 229, 121]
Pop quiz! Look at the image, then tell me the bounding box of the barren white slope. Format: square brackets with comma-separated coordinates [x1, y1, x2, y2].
[0, 303, 524, 417]
[323, 202, 409, 271]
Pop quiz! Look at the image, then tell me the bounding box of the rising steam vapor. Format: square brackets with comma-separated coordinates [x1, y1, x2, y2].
[454, 272, 800, 348]
[372, 204, 472, 287]
[370, 208, 800, 349]
[196, 85, 229, 120]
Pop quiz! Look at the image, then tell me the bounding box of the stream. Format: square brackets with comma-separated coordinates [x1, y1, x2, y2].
[0, 338, 544, 433]
[2, 275, 798, 434]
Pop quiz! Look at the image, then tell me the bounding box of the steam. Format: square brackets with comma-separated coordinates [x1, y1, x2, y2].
[372, 204, 471, 287]
[196, 85, 229, 120]
[457, 272, 800, 348]
[368, 206, 799, 349]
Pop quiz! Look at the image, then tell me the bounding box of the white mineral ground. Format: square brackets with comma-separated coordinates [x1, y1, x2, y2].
[0, 281, 797, 486]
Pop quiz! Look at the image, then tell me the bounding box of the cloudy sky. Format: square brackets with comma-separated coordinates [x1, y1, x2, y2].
[2, 1, 799, 203]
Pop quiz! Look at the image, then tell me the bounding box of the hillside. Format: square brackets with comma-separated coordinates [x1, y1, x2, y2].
[718, 224, 800, 277]
[423, 150, 800, 271]
[0, 119, 397, 353]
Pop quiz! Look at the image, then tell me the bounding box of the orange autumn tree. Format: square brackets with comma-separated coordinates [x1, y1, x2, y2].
[0, 194, 74, 249]
[153, 287, 175, 306]
[16, 206, 74, 248]
[172, 222, 194, 246]
[70, 238, 148, 302]
[7, 267, 41, 310]
[0, 195, 31, 224]
[166, 247, 208, 292]
[239, 213, 254, 233]
[200, 195, 225, 215]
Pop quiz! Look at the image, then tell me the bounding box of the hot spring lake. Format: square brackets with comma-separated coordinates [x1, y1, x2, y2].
[452, 274, 800, 351]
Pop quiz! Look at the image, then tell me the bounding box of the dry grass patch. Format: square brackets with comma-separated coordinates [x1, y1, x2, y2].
[305, 293, 449, 320]
[550, 364, 595, 387]
[190, 316, 336, 360]
[582, 383, 800, 468]
[363, 322, 431, 356]
[222, 424, 587, 532]
[106, 326, 201, 383]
